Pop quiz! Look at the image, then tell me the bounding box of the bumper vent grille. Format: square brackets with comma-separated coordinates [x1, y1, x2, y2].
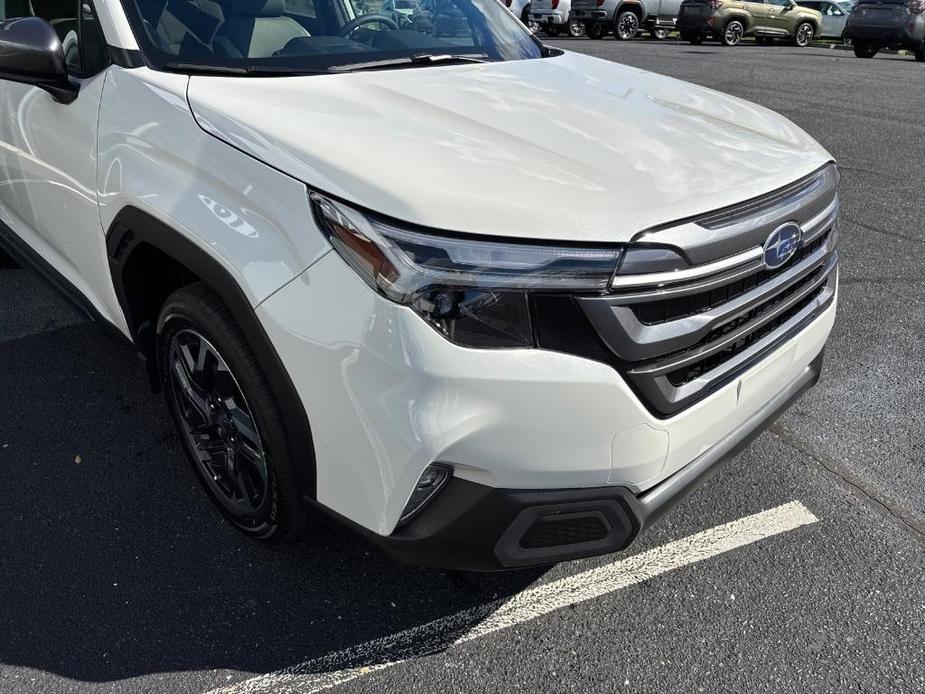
[519, 513, 610, 549]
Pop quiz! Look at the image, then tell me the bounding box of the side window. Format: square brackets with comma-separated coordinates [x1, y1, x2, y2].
[767, 0, 790, 7]
[0, 0, 108, 76]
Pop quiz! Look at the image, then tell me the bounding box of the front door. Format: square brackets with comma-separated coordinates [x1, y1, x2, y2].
[764, 0, 793, 32]
[0, 0, 119, 321]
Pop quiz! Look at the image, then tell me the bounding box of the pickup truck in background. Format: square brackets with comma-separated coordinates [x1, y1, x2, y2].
[570, 0, 682, 39]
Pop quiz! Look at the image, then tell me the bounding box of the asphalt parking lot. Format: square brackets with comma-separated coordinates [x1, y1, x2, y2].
[1, 39, 924, 694]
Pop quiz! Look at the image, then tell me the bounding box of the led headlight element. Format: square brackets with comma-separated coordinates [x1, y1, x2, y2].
[310, 192, 623, 348]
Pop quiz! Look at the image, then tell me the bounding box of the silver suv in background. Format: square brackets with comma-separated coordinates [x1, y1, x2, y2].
[799, 0, 853, 37]
[571, 0, 682, 38]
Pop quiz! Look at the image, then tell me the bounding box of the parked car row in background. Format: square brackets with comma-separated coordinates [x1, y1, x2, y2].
[504, 0, 924, 60]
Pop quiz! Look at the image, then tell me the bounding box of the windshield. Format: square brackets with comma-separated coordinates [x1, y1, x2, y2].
[124, 0, 544, 73]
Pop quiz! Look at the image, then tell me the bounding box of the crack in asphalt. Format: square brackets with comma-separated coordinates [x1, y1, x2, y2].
[843, 216, 925, 247]
[769, 423, 925, 543]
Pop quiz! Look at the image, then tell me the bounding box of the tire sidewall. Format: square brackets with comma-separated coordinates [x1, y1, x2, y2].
[795, 22, 813, 47]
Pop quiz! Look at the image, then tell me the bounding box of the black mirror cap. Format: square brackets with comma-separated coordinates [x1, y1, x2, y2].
[0, 17, 79, 104]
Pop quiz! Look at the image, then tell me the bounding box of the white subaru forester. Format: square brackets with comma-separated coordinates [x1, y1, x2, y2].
[0, 0, 838, 569]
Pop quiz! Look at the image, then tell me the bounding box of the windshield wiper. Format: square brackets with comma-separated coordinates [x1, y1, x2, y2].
[163, 61, 334, 76]
[329, 53, 491, 73]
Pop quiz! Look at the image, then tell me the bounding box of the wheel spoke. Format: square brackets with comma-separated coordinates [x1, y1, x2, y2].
[226, 401, 261, 450]
[172, 351, 211, 424]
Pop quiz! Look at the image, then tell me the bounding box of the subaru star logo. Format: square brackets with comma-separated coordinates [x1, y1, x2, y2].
[763, 223, 803, 269]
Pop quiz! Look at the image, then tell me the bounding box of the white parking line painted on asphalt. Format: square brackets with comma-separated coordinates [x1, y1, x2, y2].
[207, 500, 818, 694]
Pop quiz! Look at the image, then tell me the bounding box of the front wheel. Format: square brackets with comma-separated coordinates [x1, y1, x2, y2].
[853, 41, 879, 58]
[681, 30, 704, 44]
[586, 20, 606, 38]
[721, 19, 744, 46]
[793, 21, 814, 47]
[569, 18, 586, 37]
[614, 10, 639, 40]
[650, 27, 670, 40]
[158, 283, 308, 543]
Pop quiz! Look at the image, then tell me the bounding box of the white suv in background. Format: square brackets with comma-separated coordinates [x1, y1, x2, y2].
[0, 0, 838, 570]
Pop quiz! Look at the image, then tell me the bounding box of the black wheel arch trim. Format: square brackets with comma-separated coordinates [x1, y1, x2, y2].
[106, 205, 318, 499]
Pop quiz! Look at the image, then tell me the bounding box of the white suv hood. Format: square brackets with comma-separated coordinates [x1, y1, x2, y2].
[187, 51, 832, 243]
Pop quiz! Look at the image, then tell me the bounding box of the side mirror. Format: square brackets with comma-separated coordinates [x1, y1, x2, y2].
[0, 17, 79, 104]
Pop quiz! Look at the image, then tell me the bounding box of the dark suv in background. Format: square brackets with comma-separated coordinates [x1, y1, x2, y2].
[844, 0, 925, 59]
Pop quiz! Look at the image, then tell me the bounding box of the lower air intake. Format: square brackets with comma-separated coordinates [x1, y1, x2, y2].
[519, 512, 610, 549]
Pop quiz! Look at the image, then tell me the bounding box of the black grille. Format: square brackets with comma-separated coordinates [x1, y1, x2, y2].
[519, 514, 609, 549]
[631, 231, 830, 326]
[666, 283, 827, 387]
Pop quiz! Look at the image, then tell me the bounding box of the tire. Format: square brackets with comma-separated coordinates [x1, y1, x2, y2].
[916, 41, 925, 62]
[545, 23, 562, 36]
[853, 41, 878, 58]
[158, 283, 308, 544]
[586, 20, 605, 38]
[651, 27, 670, 40]
[614, 10, 640, 40]
[568, 18, 586, 37]
[681, 30, 704, 44]
[721, 18, 744, 46]
[793, 21, 814, 47]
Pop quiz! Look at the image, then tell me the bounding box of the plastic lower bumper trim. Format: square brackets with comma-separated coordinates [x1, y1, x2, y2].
[311, 350, 823, 571]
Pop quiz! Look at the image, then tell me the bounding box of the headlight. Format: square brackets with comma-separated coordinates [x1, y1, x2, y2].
[310, 192, 623, 348]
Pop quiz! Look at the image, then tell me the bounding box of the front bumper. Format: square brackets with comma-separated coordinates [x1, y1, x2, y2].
[258, 247, 837, 544]
[343, 350, 823, 571]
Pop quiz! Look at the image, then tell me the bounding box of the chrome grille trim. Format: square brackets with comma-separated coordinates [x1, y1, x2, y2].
[579, 165, 839, 417]
[628, 253, 837, 378]
[609, 196, 839, 294]
[631, 163, 838, 266]
[582, 234, 836, 363]
[610, 247, 763, 291]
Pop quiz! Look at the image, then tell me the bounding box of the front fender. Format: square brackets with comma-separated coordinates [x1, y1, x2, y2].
[97, 67, 331, 309]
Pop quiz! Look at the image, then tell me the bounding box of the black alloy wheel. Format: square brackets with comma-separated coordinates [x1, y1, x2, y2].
[167, 329, 271, 525]
[158, 284, 307, 542]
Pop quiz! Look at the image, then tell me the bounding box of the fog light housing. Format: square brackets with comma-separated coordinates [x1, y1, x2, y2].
[397, 464, 451, 527]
